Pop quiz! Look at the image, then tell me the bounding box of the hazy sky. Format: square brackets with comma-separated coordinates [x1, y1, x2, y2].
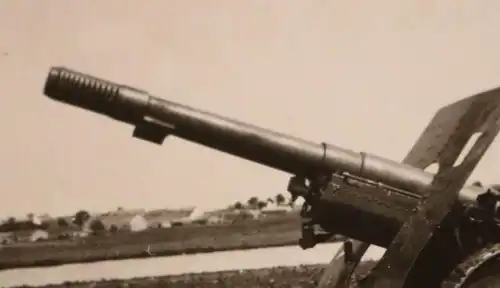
[1, 1, 500, 219]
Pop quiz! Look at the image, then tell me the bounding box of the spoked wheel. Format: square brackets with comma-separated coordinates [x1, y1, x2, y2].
[465, 275, 500, 288]
[461, 258, 500, 288]
[443, 249, 500, 288]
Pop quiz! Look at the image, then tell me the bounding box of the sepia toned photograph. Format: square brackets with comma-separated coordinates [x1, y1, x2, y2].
[1, 1, 500, 287]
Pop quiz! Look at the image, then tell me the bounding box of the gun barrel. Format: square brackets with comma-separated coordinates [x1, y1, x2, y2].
[43, 67, 483, 206]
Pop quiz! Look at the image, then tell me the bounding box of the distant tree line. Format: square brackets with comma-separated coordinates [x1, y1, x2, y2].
[232, 193, 290, 210]
[0, 217, 44, 232]
[1, 193, 293, 233]
[0, 209, 107, 233]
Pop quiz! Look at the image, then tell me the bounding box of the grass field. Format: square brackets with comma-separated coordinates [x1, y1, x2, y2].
[0, 214, 343, 270]
[12, 262, 377, 288]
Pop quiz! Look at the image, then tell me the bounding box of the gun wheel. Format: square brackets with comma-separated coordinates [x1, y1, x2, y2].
[461, 258, 500, 288]
[465, 275, 500, 288]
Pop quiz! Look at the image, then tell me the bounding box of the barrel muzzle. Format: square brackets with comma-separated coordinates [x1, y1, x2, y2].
[44, 67, 172, 144]
[44, 67, 149, 124]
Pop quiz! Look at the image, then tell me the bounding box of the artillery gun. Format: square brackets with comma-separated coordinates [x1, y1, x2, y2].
[42, 66, 500, 287]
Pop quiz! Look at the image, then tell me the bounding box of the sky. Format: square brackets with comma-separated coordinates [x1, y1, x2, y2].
[1, 1, 500, 219]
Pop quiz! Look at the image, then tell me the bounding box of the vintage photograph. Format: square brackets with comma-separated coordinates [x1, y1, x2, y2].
[1, 1, 500, 287]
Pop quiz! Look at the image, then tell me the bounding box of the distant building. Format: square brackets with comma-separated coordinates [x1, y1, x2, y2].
[126, 215, 148, 232]
[154, 221, 172, 229]
[201, 208, 232, 225]
[72, 230, 90, 238]
[105, 208, 147, 217]
[30, 229, 49, 242]
[171, 207, 230, 226]
[223, 209, 261, 223]
[246, 209, 261, 219]
[27, 214, 52, 227]
[145, 208, 195, 228]
[0, 232, 13, 244]
[206, 215, 223, 225]
[261, 203, 292, 216]
[11, 230, 38, 242]
[47, 226, 84, 240]
[94, 212, 148, 232]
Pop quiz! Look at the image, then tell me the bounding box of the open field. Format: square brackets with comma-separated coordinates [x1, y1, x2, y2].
[13, 262, 376, 288]
[0, 214, 342, 270]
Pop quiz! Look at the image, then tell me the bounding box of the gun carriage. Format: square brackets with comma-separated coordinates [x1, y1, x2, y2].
[43, 67, 500, 287]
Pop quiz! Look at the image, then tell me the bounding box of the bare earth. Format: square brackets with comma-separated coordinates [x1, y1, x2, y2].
[13, 262, 376, 288]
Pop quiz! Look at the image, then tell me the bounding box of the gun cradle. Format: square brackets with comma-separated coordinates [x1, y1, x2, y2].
[309, 175, 427, 247]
